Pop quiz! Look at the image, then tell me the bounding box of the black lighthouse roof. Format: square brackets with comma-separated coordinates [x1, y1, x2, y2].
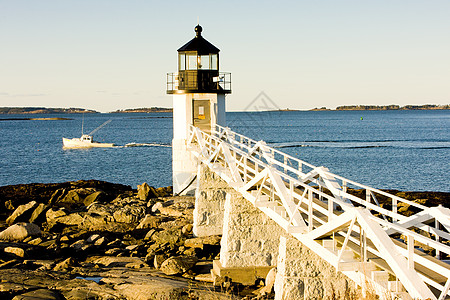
[177, 25, 220, 55]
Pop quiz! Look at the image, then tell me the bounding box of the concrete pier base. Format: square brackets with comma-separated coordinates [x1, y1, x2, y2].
[193, 163, 231, 237]
[274, 235, 358, 300]
[214, 190, 284, 285]
[212, 260, 273, 286]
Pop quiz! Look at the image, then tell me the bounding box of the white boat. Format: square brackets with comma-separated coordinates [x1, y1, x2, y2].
[63, 119, 114, 148]
[63, 134, 114, 148]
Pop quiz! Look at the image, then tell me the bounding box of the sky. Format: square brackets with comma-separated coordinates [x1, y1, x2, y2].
[0, 0, 449, 112]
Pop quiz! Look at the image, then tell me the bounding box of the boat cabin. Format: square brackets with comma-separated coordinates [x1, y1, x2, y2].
[81, 135, 93, 143]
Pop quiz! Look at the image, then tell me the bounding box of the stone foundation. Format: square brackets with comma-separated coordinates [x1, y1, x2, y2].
[274, 235, 359, 300]
[219, 190, 284, 269]
[193, 163, 231, 237]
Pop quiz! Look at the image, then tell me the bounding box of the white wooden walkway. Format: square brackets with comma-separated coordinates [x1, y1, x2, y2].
[187, 124, 450, 300]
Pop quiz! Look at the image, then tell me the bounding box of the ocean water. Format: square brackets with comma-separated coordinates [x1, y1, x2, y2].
[0, 110, 448, 192]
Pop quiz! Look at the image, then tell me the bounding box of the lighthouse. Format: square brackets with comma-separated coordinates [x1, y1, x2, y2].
[167, 25, 231, 195]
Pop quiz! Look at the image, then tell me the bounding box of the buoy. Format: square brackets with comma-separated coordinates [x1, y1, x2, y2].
[360, 117, 363, 120]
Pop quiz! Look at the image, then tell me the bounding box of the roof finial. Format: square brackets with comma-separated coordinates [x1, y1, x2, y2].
[195, 24, 202, 37]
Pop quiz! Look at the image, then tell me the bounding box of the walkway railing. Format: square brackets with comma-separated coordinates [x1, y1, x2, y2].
[187, 124, 450, 300]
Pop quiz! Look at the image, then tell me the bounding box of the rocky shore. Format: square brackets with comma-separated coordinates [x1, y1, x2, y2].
[0, 180, 262, 300]
[1, 181, 449, 299]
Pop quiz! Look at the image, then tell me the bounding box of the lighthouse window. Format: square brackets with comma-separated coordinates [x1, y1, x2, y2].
[199, 55, 210, 69]
[187, 54, 197, 70]
[179, 54, 185, 71]
[210, 54, 218, 70]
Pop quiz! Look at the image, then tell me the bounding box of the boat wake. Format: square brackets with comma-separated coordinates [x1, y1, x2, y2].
[271, 140, 450, 149]
[122, 142, 171, 148]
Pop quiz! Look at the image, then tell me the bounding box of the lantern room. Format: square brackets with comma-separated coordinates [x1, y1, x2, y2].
[167, 25, 231, 94]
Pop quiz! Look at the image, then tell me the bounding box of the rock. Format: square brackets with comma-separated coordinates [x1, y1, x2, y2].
[151, 228, 183, 246]
[88, 256, 145, 268]
[5, 200, 14, 210]
[83, 191, 105, 206]
[28, 237, 42, 245]
[70, 240, 89, 251]
[54, 188, 101, 210]
[183, 247, 197, 257]
[160, 255, 198, 275]
[184, 235, 221, 249]
[54, 212, 84, 226]
[59, 236, 69, 243]
[63, 286, 118, 300]
[86, 202, 115, 218]
[4, 246, 25, 258]
[144, 250, 155, 264]
[136, 215, 163, 229]
[28, 203, 48, 224]
[151, 202, 163, 213]
[260, 267, 276, 295]
[45, 208, 67, 224]
[158, 206, 183, 217]
[155, 186, 172, 197]
[31, 260, 55, 270]
[6, 201, 38, 225]
[86, 234, 100, 243]
[125, 261, 146, 269]
[154, 254, 166, 269]
[106, 238, 123, 247]
[53, 257, 75, 272]
[94, 236, 107, 246]
[40, 239, 56, 248]
[137, 182, 158, 200]
[182, 224, 193, 235]
[0, 223, 41, 241]
[12, 289, 63, 300]
[113, 280, 187, 300]
[104, 248, 121, 256]
[113, 205, 145, 223]
[55, 189, 81, 209]
[144, 229, 157, 241]
[125, 244, 140, 251]
[0, 180, 132, 210]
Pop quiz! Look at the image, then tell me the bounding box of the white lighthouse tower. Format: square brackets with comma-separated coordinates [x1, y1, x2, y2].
[167, 25, 231, 195]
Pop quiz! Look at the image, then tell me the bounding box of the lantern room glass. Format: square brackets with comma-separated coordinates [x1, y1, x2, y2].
[199, 55, 210, 69]
[187, 54, 197, 70]
[179, 54, 185, 71]
[178, 53, 218, 70]
[210, 54, 218, 70]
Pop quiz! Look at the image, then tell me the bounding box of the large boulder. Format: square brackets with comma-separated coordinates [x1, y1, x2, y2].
[28, 203, 49, 224]
[6, 201, 38, 225]
[137, 182, 158, 200]
[83, 191, 106, 206]
[4, 246, 26, 258]
[53, 189, 95, 210]
[151, 228, 183, 246]
[113, 205, 145, 223]
[136, 215, 165, 229]
[54, 213, 84, 226]
[0, 223, 41, 241]
[160, 256, 198, 275]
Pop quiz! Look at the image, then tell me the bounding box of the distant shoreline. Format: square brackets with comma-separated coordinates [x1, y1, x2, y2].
[1, 105, 448, 114]
[0, 107, 173, 114]
[311, 104, 450, 111]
